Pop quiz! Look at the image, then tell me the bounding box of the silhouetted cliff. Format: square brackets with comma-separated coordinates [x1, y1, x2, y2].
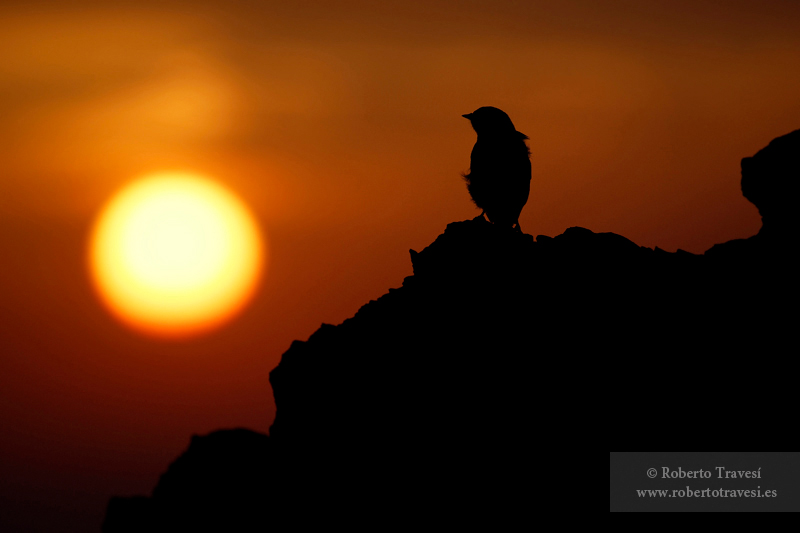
[104, 129, 800, 526]
[105, 219, 713, 527]
[103, 429, 274, 531]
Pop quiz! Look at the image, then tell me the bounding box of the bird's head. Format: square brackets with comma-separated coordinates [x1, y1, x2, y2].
[462, 106, 527, 139]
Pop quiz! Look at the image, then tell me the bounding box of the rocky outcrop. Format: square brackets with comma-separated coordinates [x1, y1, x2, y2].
[266, 216, 715, 520]
[104, 129, 799, 527]
[102, 429, 273, 531]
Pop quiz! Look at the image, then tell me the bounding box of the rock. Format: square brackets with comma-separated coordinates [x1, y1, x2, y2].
[104, 130, 800, 524]
[102, 429, 274, 532]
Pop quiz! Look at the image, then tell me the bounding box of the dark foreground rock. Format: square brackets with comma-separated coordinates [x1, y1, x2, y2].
[104, 130, 800, 526]
[103, 429, 273, 531]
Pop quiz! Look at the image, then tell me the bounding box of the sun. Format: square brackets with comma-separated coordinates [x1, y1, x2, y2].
[89, 172, 265, 338]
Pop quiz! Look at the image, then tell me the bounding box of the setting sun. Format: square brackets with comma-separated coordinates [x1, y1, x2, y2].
[89, 172, 264, 338]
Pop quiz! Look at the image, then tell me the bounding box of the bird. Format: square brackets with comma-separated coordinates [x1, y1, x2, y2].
[462, 106, 531, 231]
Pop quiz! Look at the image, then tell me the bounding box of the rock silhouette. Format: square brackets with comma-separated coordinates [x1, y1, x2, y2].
[103, 129, 800, 527]
[102, 429, 274, 531]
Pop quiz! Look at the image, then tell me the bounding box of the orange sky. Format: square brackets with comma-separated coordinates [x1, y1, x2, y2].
[2, 1, 800, 529]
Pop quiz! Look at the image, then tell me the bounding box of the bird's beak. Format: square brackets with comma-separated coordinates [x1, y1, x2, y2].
[462, 113, 473, 119]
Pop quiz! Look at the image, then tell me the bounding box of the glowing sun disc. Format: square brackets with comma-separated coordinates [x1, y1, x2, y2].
[89, 172, 265, 338]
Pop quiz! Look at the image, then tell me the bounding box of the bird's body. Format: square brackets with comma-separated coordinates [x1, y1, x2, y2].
[462, 107, 531, 230]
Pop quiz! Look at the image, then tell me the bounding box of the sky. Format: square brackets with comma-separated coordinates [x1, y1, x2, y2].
[2, 0, 800, 529]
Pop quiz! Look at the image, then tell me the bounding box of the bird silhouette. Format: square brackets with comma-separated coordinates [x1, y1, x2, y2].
[462, 107, 531, 231]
